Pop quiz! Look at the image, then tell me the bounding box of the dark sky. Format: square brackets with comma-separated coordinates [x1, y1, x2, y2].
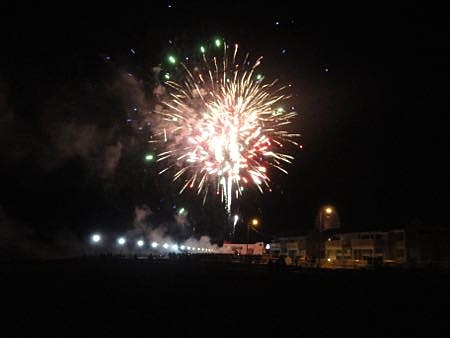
[0, 3, 448, 245]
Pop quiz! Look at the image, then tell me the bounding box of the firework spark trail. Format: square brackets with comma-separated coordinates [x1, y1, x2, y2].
[152, 42, 300, 212]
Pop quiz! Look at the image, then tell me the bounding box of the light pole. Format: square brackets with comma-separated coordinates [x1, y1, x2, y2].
[247, 218, 259, 257]
[318, 206, 333, 267]
[117, 237, 126, 256]
[90, 233, 103, 256]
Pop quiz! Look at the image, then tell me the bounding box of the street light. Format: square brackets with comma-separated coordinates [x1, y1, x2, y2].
[318, 205, 335, 267]
[91, 233, 101, 244]
[247, 218, 260, 257]
[90, 233, 102, 256]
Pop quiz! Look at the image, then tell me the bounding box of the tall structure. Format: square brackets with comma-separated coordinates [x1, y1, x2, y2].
[312, 205, 341, 263]
[315, 205, 340, 231]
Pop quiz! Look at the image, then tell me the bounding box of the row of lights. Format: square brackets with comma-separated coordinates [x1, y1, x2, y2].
[91, 234, 214, 252]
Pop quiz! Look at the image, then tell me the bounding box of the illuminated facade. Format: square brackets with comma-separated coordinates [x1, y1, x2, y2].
[269, 227, 450, 268]
[268, 236, 307, 261]
[324, 230, 406, 265]
[221, 242, 265, 255]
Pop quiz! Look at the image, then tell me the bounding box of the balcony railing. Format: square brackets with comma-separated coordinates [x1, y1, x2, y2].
[325, 240, 343, 249]
[350, 239, 377, 249]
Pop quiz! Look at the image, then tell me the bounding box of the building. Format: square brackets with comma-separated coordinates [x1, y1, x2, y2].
[404, 226, 450, 267]
[267, 236, 307, 262]
[269, 226, 450, 268]
[324, 229, 406, 265]
[220, 242, 265, 255]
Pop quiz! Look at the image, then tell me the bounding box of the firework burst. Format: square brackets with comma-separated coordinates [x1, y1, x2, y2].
[151, 40, 300, 212]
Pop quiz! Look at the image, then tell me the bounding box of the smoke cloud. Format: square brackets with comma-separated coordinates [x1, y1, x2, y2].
[124, 204, 219, 254]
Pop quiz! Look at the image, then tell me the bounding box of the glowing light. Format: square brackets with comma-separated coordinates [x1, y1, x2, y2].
[168, 55, 177, 64]
[178, 207, 185, 215]
[327, 258, 331, 262]
[325, 207, 333, 215]
[117, 237, 126, 245]
[172, 244, 179, 251]
[145, 154, 154, 161]
[187, 246, 191, 250]
[151, 242, 158, 248]
[233, 214, 239, 226]
[214, 39, 222, 47]
[180, 245, 185, 250]
[265, 244, 270, 250]
[137, 240, 144, 247]
[164, 73, 170, 80]
[153, 42, 299, 212]
[251, 218, 259, 226]
[163, 243, 169, 249]
[91, 234, 101, 243]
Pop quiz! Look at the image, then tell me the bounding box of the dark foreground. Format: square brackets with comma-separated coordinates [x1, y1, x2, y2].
[2, 257, 449, 337]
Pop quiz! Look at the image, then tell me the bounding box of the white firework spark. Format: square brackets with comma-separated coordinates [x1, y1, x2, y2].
[151, 41, 300, 212]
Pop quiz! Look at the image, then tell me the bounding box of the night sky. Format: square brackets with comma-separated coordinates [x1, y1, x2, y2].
[1, 3, 448, 249]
